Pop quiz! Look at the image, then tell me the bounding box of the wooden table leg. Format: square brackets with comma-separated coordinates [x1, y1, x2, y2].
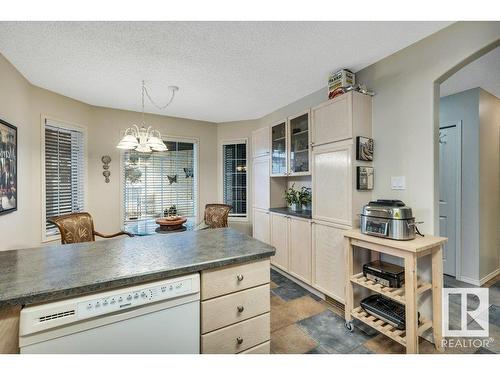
[404, 253, 419, 354]
[344, 237, 354, 326]
[432, 245, 444, 351]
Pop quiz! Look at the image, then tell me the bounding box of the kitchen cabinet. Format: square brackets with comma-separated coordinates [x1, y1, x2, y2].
[312, 220, 349, 303]
[312, 140, 352, 226]
[288, 111, 310, 176]
[311, 91, 371, 147]
[288, 216, 312, 284]
[270, 212, 289, 271]
[252, 208, 270, 245]
[252, 156, 270, 210]
[252, 126, 270, 158]
[270, 121, 287, 176]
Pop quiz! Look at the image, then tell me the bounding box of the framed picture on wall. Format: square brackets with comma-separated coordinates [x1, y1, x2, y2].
[357, 166, 374, 191]
[0, 118, 17, 216]
[356, 136, 374, 161]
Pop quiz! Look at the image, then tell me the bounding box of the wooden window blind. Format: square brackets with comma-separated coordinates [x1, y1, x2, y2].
[222, 142, 247, 217]
[123, 140, 197, 229]
[44, 122, 85, 236]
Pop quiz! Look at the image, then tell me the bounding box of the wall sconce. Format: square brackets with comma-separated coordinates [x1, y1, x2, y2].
[102, 155, 111, 183]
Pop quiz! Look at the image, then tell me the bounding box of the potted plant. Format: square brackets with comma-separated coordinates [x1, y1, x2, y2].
[284, 184, 312, 212]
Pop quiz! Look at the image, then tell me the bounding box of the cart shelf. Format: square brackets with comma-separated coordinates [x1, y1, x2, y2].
[350, 273, 432, 305]
[351, 306, 433, 347]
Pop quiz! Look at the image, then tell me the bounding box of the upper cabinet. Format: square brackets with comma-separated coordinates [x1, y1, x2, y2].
[270, 111, 311, 177]
[270, 121, 288, 176]
[288, 111, 310, 176]
[252, 126, 270, 158]
[311, 91, 371, 147]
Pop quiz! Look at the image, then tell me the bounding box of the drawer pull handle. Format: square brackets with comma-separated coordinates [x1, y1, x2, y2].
[236, 274, 244, 282]
[236, 337, 244, 345]
[237, 305, 245, 313]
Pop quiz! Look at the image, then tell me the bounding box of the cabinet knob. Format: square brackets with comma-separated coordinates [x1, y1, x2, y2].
[236, 337, 244, 345]
[236, 274, 244, 282]
[237, 305, 245, 313]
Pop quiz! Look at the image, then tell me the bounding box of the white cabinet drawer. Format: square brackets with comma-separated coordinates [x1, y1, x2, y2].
[201, 313, 270, 354]
[240, 340, 270, 354]
[201, 284, 270, 334]
[201, 259, 270, 300]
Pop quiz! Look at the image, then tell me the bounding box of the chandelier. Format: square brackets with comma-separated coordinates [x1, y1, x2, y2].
[117, 81, 179, 153]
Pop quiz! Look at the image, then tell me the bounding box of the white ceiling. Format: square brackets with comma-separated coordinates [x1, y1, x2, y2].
[0, 22, 451, 123]
[440, 47, 500, 99]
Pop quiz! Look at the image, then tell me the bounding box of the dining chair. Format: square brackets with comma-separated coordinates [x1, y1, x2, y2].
[201, 204, 232, 229]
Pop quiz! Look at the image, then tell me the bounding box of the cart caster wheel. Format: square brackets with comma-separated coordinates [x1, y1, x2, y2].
[345, 321, 354, 332]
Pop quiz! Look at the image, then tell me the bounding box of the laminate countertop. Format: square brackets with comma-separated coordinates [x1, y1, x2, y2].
[269, 207, 312, 219]
[0, 228, 275, 307]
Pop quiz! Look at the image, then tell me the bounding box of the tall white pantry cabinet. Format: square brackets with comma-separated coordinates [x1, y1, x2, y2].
[252, 91, 372, 304]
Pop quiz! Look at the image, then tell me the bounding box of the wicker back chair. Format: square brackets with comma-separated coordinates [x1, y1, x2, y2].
[48, 212, 133, 244]
[203, 204, 232, 229]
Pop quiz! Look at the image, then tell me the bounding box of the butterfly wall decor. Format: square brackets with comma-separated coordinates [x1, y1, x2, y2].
[184, 167, 194, 178]
[167, 175, 177, 184]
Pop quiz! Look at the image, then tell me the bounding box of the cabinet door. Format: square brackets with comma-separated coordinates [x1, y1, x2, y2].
[289, 217, 312, 284]
[311, 93, 352, 146]
[252, 127, 270, 158]
[312, 221, 349, 303]
[289, 111, 310, 176]
[252, 156, 270, 209]
[270, 121, 287, 176]
[252, 209, 270, 245]
[312, 141, 352, 225]
[270, 213, 289, 271]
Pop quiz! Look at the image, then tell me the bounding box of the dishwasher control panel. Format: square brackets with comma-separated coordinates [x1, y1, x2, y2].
[77, 278, 194, 319]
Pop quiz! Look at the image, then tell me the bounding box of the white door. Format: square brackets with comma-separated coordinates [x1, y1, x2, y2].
[252, 127, 270, 158]
[270, 213, 289, 271]
[312, 221, 350, 303]
[289, 217, 312, 283]
[253, 208, 270, 245]
[311, 93, 352, 147]
[252, 156, 270, 209]
[312, 141, 352, 225]
[439, 123, 461, 277]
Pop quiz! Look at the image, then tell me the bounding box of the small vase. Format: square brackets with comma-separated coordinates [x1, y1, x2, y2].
[290, 203, 301, 212]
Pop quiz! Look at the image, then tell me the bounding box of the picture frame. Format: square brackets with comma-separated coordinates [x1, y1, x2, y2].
[357, 166, 374, 191]
[0, 118, 18, 216]
[356, 136, 374, 161]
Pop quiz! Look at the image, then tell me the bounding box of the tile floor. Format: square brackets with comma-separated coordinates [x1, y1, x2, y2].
[270, 269, 500, 354]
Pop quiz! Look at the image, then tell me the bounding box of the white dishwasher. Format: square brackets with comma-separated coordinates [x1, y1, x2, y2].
[19, 273, 200, 354]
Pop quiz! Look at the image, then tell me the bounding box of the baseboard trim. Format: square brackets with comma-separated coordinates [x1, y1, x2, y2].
[270, 265, 325, 301]
[458, 275, 481, 286]
[480, 267, 500, 286]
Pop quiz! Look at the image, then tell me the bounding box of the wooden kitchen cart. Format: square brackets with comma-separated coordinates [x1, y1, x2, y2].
[343, 230, 447, 354]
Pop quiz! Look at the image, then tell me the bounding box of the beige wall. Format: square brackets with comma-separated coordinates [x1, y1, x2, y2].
[479, 89, 500, 280]
[0, 53, 218, 250]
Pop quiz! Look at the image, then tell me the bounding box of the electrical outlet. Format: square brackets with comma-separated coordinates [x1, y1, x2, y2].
[391, 176, 406, 190]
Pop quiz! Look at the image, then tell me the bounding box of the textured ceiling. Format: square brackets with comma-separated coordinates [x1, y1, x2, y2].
[440, 47, 500, 99]
[0, 22, 451, 122]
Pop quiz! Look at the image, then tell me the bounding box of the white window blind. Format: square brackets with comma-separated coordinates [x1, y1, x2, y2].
[123, 140, 197, 230]
[44, 122, 85, 236]
[222, 142, 247, 217]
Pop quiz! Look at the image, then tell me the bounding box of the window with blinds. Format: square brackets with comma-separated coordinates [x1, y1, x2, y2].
[222, 142, 247, 217]
[44, 122, 85, 236]
[123, 140, 197, 230]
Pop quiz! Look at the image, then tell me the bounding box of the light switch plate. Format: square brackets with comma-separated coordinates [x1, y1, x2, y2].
[391, 176, 406, 190]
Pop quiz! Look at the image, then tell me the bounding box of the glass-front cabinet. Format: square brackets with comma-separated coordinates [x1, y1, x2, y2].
[289, 112, 310, 175]
[271, 121, 287, 176]
[270, 111, 310, 176]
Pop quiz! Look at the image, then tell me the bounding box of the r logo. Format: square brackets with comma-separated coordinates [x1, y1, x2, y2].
[442, 288, 489, 337]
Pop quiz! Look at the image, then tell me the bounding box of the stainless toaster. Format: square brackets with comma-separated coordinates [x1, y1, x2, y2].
[360, 200, 419, 240]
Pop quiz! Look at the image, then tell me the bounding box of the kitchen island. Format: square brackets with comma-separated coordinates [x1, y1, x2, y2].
[0, 228, 275, 354]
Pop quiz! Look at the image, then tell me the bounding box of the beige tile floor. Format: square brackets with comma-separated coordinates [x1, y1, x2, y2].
[270, 269, 500, 354]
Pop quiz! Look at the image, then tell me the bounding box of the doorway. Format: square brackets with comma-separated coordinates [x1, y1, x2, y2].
[438, 122, 461, 277]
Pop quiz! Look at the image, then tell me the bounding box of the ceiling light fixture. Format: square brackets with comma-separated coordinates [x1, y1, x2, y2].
[117, 81, 179, 153]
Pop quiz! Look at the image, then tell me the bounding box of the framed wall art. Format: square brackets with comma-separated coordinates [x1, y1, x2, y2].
[356, 136, 373, 161]
[357, 166, 373, 191]
[0, 118, 17, 215]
